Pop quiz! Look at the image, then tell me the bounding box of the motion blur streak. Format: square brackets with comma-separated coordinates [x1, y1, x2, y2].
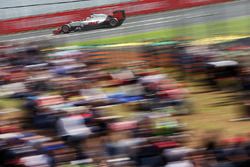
[0, 0, 250, 167]
[0, 35, 250, 167]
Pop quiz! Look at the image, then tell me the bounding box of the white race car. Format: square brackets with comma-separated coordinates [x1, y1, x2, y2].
[53, 10, 126, 34]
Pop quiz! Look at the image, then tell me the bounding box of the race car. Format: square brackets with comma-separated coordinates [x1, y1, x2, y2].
[53, 10, 126, 34]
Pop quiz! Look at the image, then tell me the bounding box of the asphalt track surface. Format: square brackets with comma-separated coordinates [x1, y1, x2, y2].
[1, 0, 250, 44]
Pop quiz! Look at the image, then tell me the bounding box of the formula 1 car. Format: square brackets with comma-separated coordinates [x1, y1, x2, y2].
[53, 10, 126, 34]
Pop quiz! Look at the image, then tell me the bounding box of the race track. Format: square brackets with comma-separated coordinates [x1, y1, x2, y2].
[0, 0, 249, 44]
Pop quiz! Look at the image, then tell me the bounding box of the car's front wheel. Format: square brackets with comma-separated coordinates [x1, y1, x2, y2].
[62, 25, 71, 33]
[109, 18, 119, 27]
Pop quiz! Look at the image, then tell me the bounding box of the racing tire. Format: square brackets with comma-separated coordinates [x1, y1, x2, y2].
[62, 25, 71, 33]
[109, 18, 119, 27]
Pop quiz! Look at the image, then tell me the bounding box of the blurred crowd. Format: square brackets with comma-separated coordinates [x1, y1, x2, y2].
[0, 41, 249, 167]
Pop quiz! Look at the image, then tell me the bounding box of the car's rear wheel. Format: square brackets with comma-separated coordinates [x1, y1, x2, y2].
[62, 25, 71, 33]
[109, 18, 119, 27]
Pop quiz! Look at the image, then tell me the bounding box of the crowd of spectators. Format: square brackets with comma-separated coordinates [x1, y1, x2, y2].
[0, 42, 249, 167]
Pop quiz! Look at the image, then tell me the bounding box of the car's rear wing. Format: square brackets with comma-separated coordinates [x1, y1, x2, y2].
[113, 10, 126, 21]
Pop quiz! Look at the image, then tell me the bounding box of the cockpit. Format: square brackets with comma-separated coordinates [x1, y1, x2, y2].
[85, 14, 107, 21]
